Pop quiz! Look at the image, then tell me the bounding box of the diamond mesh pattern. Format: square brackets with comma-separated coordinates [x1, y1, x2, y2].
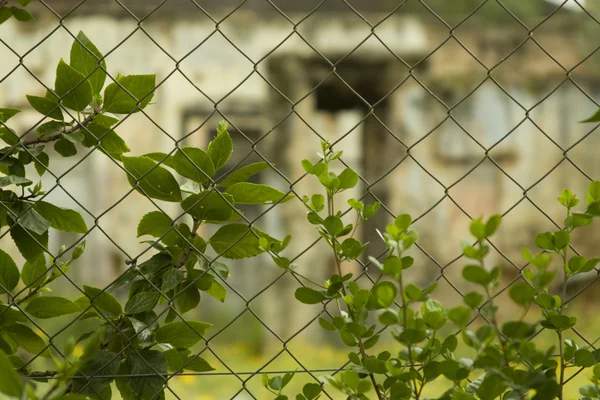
[1, 0, 599, 399]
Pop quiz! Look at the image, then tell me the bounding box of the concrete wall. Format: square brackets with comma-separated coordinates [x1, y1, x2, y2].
[1, 9, 599, 342]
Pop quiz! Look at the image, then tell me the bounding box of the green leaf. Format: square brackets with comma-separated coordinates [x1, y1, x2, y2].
[301, 159, 314, 174]
[302, 383, 322, 400]
[9, 202, 50, 234]
[207, 121, 232, 170]
[181, 191, 235, 222]
[3, 324, 49, 357]
[394, 214, 412, 231]
[485, 215, 501, 237]
[122, 156, 182, 202]
[209, 224, 273, 259]
[9, 223, 48, 263]
[448, 306, 471, 327]
[462, 265, 492, 286]
[442, 335, 458, 353]
[54, 136, 77, 157]
[535, 232, 555, 251]
[295, 287, 327, 304]
[155, 321, 211, 348]
[172, 147, 215, 183]
[463, 292, 483, 309]
[205, 279, 226, 303]
[501, 321, 534, 339]
[374, 281, 397, 308]
[125, 292, 160, 315]
[144, 152, 175, 168]
[82, 123, 130, 160]
[554, 230, 570, 250]
[583, 258, 600, 273]
[26, 95, 63, 120]
[319, 317, 336, 331]
[404, 284, 422, 302]
[337, 168, 359, 191]
[34, 152, 49, 176]
[21, 256, 46, 288]
[54, 60, 93, 112]
[175, 284, 200, 315]
[0, 128, 19, 146]
[137, 211, 172, 238]
[0, 175, 31, 187]
[0, 249, 20, 293]
[574, 348, 596, 367]
[224, 182, 293, 205]
[164, 348, 214, 372]
[122, 350, 167, 399]
[0, 8, 12, 25]
[70, 31, 106, 95]
[382, 256, 402, 277]
[311, 194, 325, 212]
[18, 0, 32, 6]
[323, 215, 344, 236]
[509, 282, 536, 306]
[103, 74, 156, 114]
[34, 201, 87, 233]
[218, 162, 269, 188]
[36, 120, 63, 137]
[73, 351, 120, 397]
[161, 269, 184, 293]
[0, 350, 23, 398]
[83, 285, 122, 317]
[10, 7, 34, 21]
[470, 219, 486, 240]
[477, 373, 506, 400]
[541, 313, 576, 331]
[587, 181, 600, 203]
[0, 108, 20, 123]
[580, 384, 600, 398]
[341, 238, 364, 259]
[25, 296, 81, 318]
[566, 212, 594, 229]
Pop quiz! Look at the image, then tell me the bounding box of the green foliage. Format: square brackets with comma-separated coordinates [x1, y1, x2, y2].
[0, 30, 296, 400]
[283, 141, 600, 399]
[0, 19, 599, 400]
[0, 0, 33, 25]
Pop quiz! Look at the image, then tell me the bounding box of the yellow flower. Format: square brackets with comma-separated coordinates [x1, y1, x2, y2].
[73, 345, 84, 357]
[180, 374, 197, 384]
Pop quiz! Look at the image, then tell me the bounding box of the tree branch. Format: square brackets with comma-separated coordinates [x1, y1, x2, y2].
[24, 370, 57, 379]
[20, 111, 99, 147]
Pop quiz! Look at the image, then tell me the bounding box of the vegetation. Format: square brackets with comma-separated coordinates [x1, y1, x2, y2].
[270, 141, 600, 399]
[2, 5, 600, 400]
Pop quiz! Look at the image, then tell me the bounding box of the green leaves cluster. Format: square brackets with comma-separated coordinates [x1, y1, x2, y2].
[0, 0, 33, 25]
[288, 141, 600, 400]
[262, 372, 322, 400]
[0, 30, 296, 400]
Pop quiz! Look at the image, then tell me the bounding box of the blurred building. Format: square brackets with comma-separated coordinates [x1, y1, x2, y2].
[1, 0, 600, 345]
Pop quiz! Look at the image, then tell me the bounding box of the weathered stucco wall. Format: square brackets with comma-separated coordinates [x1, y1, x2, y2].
[1, 8, 599, 341]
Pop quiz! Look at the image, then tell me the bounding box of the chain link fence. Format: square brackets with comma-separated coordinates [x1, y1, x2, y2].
[1, 0, 600, 399]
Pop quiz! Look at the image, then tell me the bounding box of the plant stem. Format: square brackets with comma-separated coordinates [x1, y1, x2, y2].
[350, 213, 361, 238]
[326, 193, 385, 400]
[20, 110, 99, 147]
[398, 255, 420, 399]
[558, 249, 569, 400]
[479, 241, 510, 366]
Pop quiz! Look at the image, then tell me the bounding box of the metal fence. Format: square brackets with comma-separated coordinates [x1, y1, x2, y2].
[1, 0, 600, 399]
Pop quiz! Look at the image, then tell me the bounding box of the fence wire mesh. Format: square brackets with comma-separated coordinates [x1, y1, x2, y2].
[1, 0, 600, 399]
